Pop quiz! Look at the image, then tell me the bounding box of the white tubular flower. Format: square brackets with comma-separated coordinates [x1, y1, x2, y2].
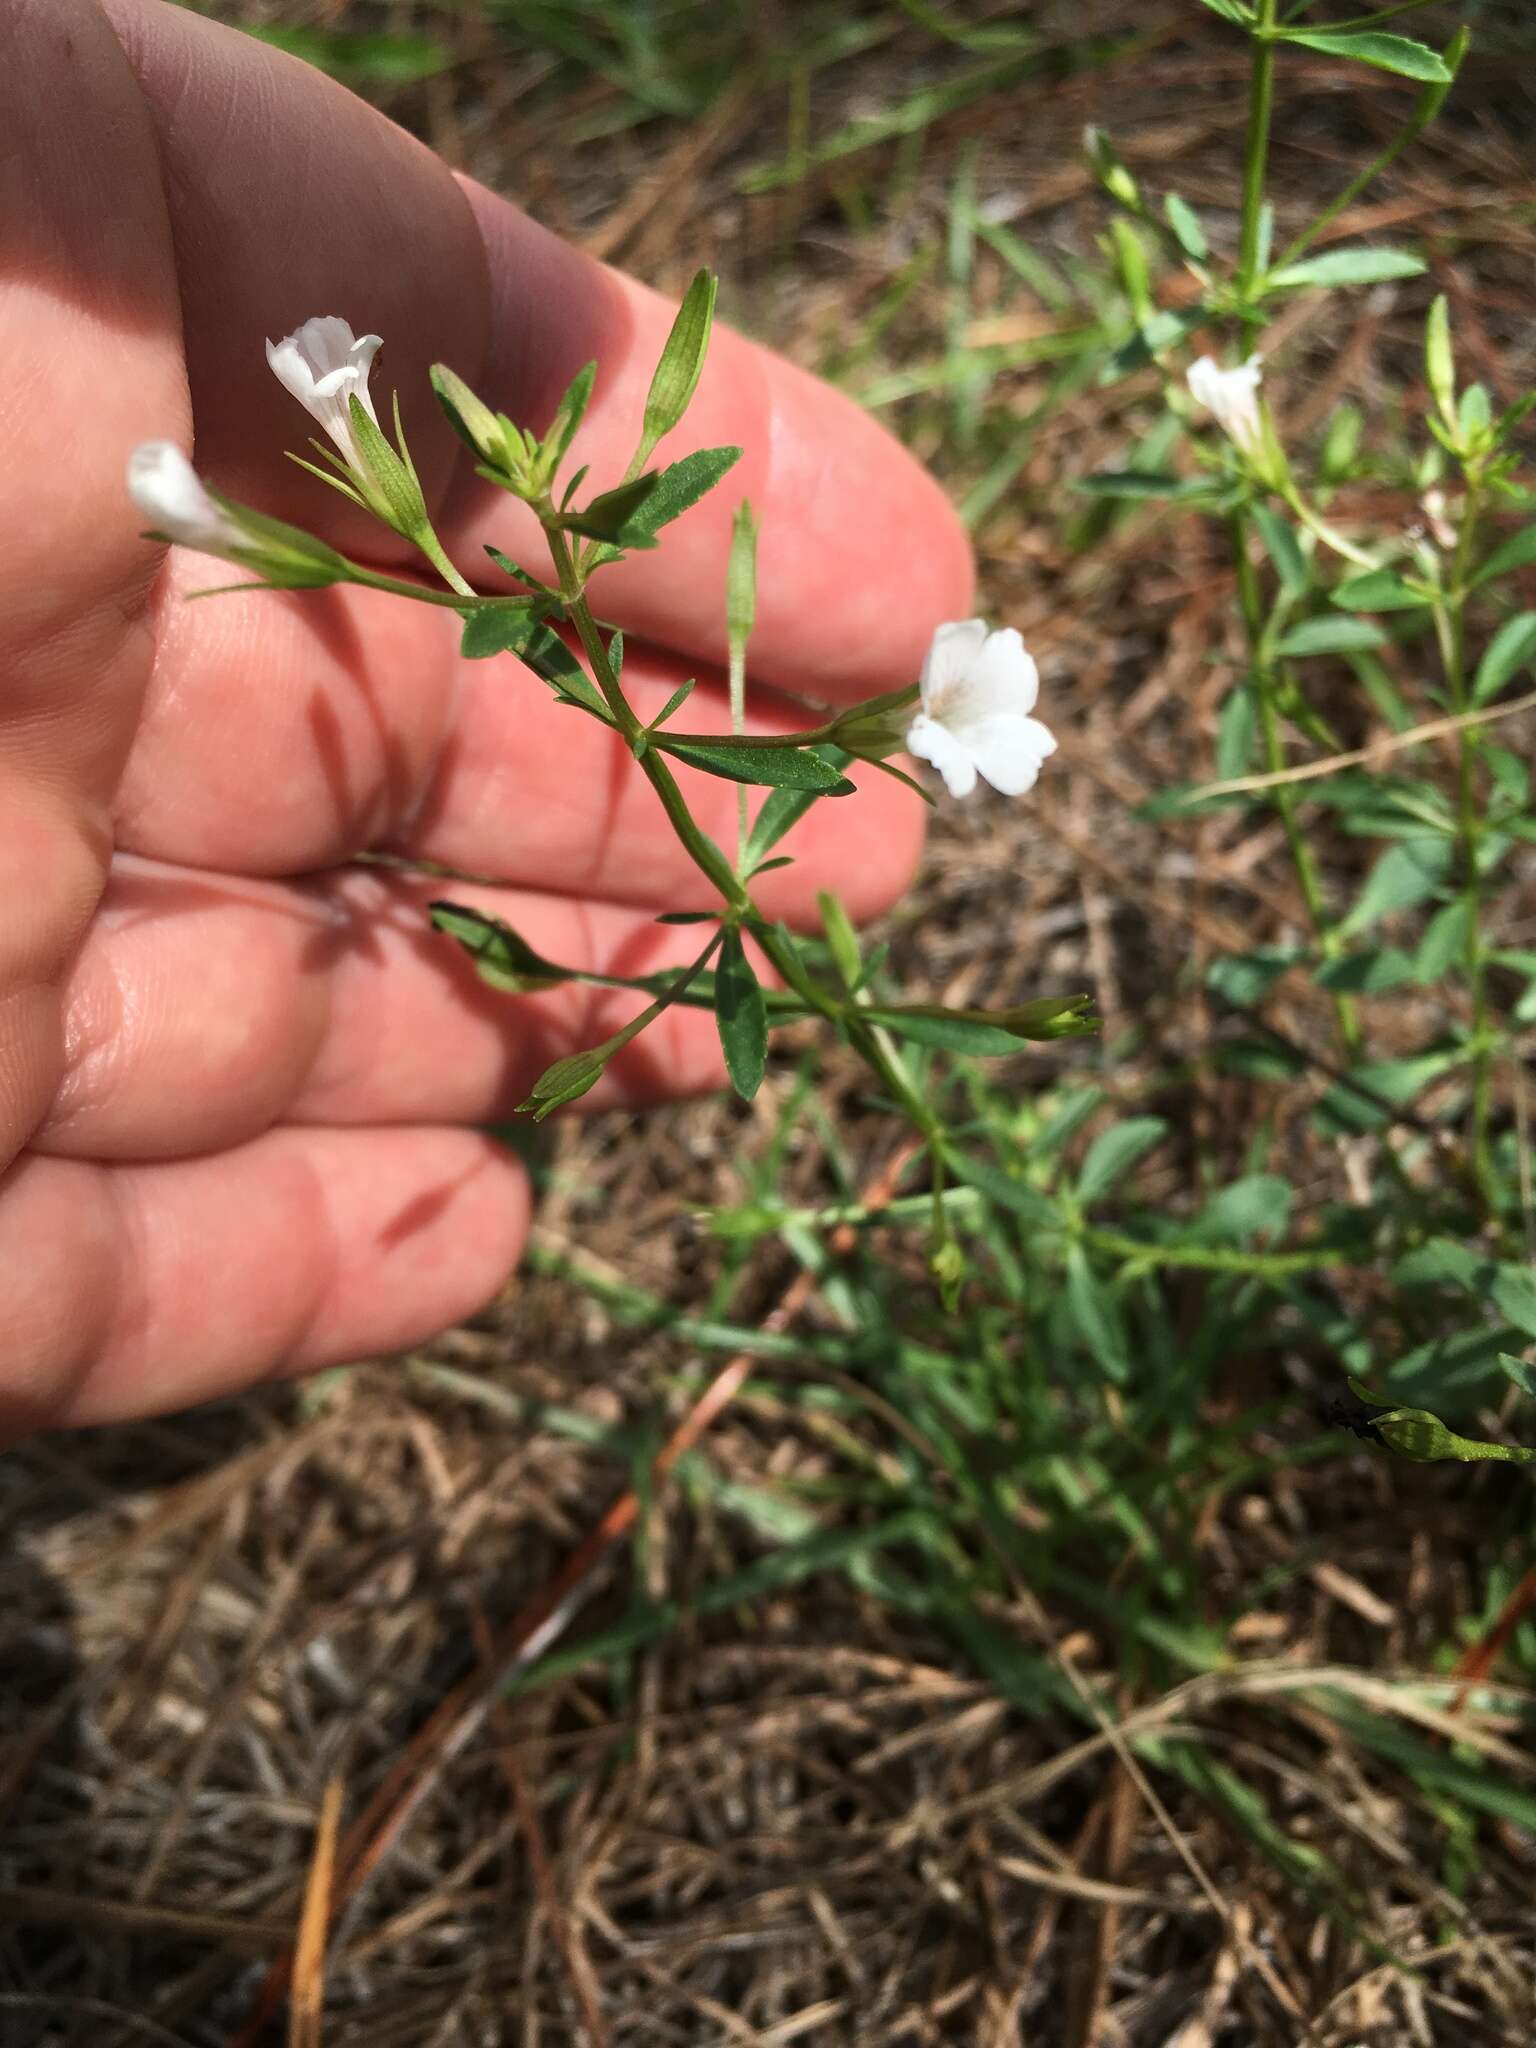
[266, 315, 383, 470]
[127, 442, 243, 554]
[906, 620, 1057, 800]
[1187, 354, 1264, 458]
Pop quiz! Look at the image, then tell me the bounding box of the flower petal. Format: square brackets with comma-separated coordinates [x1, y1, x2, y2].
[906, 711, 979, 799]
[963, 713, 1057, 796]
[920, 618, 989, 706]
[968, 627, 1039, 715]
[127, 443, 239, 553]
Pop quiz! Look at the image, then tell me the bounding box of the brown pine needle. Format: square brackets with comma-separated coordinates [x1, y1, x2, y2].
[230, 1141, 922, 2048]
[288, 1777, 344, 2048]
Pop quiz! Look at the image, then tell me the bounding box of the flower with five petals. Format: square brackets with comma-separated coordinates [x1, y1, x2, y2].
[905, 620, 1057, 800]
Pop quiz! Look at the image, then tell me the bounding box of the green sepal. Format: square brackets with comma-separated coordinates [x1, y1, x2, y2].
[860, 994, 1097, 1054]
[827, 683, 921, 764]
[639, 269, 718, 464]
[346, 392, 430, 538]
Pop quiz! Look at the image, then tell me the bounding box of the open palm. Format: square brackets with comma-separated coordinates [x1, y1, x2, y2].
[1, 0, 971, 1437]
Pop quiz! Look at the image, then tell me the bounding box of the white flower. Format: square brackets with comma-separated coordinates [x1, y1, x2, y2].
[1187, 353, 1264, 457]
[266, 315, 383, 470]
[906, 620, 1057, 800]
[127, 442, 243, 554]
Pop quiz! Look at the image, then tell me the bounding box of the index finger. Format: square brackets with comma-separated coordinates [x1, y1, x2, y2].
[104, 0, 973, 702]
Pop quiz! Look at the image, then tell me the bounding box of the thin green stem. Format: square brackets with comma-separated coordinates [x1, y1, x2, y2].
[1433, 472, 1495, 1196]
[546, 523, 748, 912]
[1236, 0, 1278, 349]
[1232, 515, 1361, 1054]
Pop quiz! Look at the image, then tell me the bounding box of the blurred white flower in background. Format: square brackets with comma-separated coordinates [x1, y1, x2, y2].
[1187, 353, 1265, 458]
[906, 619, 1057, 799]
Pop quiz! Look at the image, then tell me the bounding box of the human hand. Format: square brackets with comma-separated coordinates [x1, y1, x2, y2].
[0, 0, 971, 1438]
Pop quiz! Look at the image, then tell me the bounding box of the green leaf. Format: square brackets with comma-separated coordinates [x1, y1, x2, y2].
[1314, 1047, 1462, 1135]
[714, 930, 768, 1101]
[817, 891, 862, 993]
[1163, 191, 1208, 262]
[1473, 611, 1536, 706]
[1077, 1116, 1168, 1204]
[1250, 504, 1308, 595]
[1393, 1239, 1490, 1290]
[1074, 471, 1210, 501]
[1195, 0, 1252, 19]
[661, 737, 855, 793]
[1424, 294, 1455, 430]
[1330, 569, 1430, 612]
[1206, 947, 1299, 1006]
[1276, 30, 1450, 84]
[1493, 1266, 1536, 1342]
[1340, 837, 1453, 935]
[640, 268, 718, 461]
[1458, 383, 1492, 442]
[458, 602, 544, 660]
[471, 613, 611, 720]
[543, 360, 596, 477]
[1473, 525, 1536, 589]
[1314, 946, 1417, 993]
[1498, 1353, 1536, 1399]
[429, 902, 570, 993]
[745, 784, 825, 866]
[1412, 898, 1471, 983]
[563, 446, 742, 551]
[1215, 682, 1257, 779]
[1266, 247, 1427, 291]
[238, 22, 450, 85]
[944, 1149, 1059, 1227]
[1101, 306, 1206, 383]
[1065, 1245, 1129, 1381]
[1191, 1173, 1292, 1244]
[1276, 616, 1387, 658]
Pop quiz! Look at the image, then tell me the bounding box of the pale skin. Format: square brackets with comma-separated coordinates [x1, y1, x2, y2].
[1, 0, 973, 1440]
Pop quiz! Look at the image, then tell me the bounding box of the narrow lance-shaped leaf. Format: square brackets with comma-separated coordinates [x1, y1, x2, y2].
[1474, 612, 1536, 706]
[561, 446, 742, 552]
[714, 929, 768, 1101]
[817, 891, 862, 994]
[1266, 247, 1426, 291]
[542, 360, 596, 478]
[1276, 30, 1451, 84]
[430, 902, 572, 992]
[660, 736, 855, 793]
[1424, 295, 1456, 433]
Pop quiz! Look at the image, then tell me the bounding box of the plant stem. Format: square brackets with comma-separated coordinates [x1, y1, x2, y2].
[1236, 0, 1278, 349]
[546, 524, 748, 913]
[1232, 518, 1360, 1053]
[1433, 472, 1495, 1195]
